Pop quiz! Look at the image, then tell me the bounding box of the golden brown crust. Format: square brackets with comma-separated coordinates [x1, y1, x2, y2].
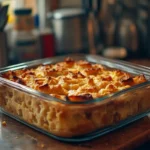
[1, 58, 147, 102]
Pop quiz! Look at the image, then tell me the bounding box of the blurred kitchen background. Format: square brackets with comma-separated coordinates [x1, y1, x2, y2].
[0, 0, 150, 67]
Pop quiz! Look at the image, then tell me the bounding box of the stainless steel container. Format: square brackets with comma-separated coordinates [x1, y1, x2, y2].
[0, 32, 8, 67]
[47, 8, 89, 55]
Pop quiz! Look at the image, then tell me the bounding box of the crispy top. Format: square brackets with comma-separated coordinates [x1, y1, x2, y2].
[1, 58, 147, 102]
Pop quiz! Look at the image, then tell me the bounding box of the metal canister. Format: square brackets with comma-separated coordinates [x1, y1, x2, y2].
[47, 8, 89, 55]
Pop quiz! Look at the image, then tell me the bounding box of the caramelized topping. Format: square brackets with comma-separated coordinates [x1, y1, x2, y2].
[65, 57, 74, 62]
[16, 78, 25, 85]
[1, 58, 147, 102]
[67, 94, 93, 102]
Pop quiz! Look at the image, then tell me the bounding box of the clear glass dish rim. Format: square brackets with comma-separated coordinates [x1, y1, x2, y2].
[0, 54, 150, 105]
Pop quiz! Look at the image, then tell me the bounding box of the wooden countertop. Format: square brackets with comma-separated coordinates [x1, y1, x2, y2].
[0, 59, 150, 150]
[0, 112, 150, 150]
[128, 59, 150, 67]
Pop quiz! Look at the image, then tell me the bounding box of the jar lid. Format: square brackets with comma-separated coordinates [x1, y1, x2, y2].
[14, 8, 32, 15]
[16, 40, 35, 46]
[49, 8, 87, 19]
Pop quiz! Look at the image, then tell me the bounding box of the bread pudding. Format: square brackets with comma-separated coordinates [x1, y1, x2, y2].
[0, 57, 149, 137]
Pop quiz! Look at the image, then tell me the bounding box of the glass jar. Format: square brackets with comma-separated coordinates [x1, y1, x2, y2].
[14, 8, 34, 31]
[9, 8, 41, 64]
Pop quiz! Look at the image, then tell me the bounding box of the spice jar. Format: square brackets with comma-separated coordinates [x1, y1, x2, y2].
[9, 8, 41, 64]
[14, 8, 34, 31]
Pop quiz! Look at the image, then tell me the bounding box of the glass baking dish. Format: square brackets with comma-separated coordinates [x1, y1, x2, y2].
[0, 54, 150, 142]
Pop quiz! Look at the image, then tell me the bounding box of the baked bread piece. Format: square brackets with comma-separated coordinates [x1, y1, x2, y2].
[0, 58, 149, 137]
